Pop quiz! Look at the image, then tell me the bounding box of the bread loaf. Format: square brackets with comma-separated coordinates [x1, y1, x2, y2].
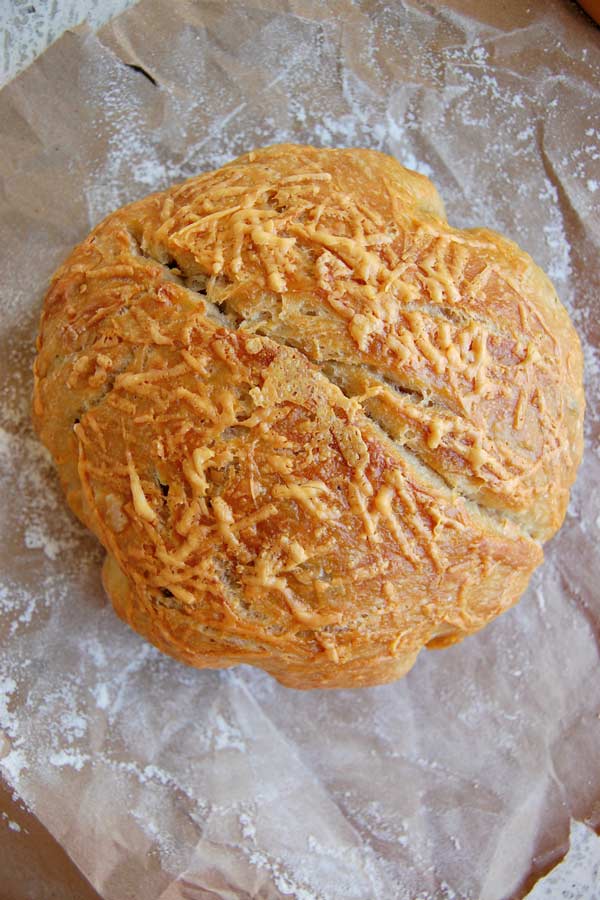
[33, 144, 584, 688]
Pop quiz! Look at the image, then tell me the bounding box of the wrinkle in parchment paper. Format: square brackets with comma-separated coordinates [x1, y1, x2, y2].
[0, 2, 599, 898]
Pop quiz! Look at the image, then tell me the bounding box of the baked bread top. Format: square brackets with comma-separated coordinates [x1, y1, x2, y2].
[33, 144, 584, 688]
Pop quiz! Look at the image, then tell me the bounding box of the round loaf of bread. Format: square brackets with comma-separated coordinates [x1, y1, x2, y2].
[33, 144, 584, 689]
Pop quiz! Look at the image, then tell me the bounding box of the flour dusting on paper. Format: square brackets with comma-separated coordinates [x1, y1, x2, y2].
[0, 2, 599, 899]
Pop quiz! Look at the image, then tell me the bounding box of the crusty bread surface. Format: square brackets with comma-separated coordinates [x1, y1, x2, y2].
[33, 144, 584, 689]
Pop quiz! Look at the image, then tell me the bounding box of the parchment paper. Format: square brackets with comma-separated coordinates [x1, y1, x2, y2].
[1, 2, 599, 898]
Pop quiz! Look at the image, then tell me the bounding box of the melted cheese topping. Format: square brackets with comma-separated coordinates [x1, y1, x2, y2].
[126, 452, 156, 522]
[33, 143, 583, 689]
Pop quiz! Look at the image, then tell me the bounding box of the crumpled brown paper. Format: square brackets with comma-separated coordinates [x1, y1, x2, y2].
[0, 1, 599, 898]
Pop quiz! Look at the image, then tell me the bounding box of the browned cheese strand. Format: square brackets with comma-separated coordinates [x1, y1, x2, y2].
[33, 145, 584, 688]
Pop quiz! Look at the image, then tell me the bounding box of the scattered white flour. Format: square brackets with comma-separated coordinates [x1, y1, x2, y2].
[0, 677, 18, 740]
[0, 0, 135, 85]
[1, 749, 28, 783]
[48, 750, 90, 771]
[0, 424, 83, 564]
[92, 683, 111, 710]
[212, 714, 247, 752]
[239, 812, 256, 841]
[23, 525, 63, 561]
[0, 2, 599, 899]
[245, 843, 322, 900]
[1, 811, 22, 832]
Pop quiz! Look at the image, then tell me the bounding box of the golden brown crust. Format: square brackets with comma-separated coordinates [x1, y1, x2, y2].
[32, 144, 584, 689]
